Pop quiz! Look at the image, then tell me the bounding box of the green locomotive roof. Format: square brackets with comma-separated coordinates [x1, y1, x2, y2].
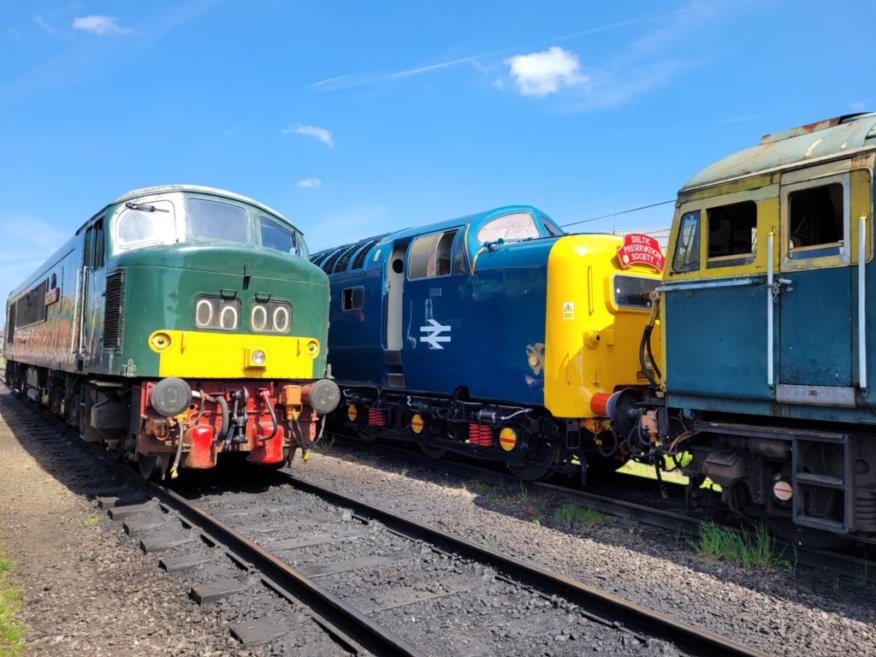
[682, 113, 876, 192]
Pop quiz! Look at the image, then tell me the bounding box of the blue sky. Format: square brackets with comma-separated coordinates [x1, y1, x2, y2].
[1, 1, 874, 300]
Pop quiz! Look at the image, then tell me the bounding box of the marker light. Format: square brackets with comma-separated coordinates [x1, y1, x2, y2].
[244, 347, 267, 368]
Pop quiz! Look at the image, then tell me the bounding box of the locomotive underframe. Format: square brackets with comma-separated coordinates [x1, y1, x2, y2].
[5, 360, 322, 478]
[334, 385, 619, 481]
[650, 401, 876, 535]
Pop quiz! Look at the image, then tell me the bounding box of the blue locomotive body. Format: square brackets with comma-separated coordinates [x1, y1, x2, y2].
[318, 208, 554, 403]
[621, 114, 876, 537]
[314, 206, 663, 479]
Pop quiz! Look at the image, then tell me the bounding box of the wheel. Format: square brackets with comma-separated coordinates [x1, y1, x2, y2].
[419, 442, 449, 459]
[508, 445, 560, 481]
[138, 454, 169, 480]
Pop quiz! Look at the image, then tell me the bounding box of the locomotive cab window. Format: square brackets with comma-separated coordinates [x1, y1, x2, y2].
[672, 210, 701, 273]
[259, 215, 305, 257]
[115, 201, 176, 249]
[408, 229, 459, 280]
[477, 213, 539, 244]
[707, 200, 757, 268]
[788, 182, 845, 257]
[187, 198, 249, 244]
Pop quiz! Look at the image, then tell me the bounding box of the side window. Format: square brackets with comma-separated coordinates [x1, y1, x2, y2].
[14, 280, 49, 327]
[453, 229, 467, 274]
[408, 229, 459, 280]
[477, 213, 539, 243]
[707, 200, 757, 267]
[541, 215, 565, 237]
[259, 215, 304, 257]
[93, 218, 105, 269]
[342, 287, 364, 311]
[788, 183, 844, 254]
[672, 210, 701, 273]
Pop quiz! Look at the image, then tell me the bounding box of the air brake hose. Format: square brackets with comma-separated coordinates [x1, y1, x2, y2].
[200, 393, 229, 443]
[639, 292, 662, 387]
[259, 390, 279, 440]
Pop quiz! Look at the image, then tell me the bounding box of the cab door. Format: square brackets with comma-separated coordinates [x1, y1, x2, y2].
[383, 240, 409, 387]
[78, 215, 106, 370]
[776, 165, 857, 404]
[398, 227, 467, 394]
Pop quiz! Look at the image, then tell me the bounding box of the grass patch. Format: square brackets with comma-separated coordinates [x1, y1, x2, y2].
[697, 522, 775, 569]
[553, 502, 604, 529]
[83, 514, 100, 527]
[0, 556, 25, 657]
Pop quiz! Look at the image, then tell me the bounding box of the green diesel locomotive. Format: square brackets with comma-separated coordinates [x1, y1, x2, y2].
[5, 185, 339, 478]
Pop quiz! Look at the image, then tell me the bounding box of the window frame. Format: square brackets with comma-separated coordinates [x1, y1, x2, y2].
[185, 197, 252, 245]
[258, 214, 306, 258]
[781, 173, 850, 266]
[407, 228, 460, 281]
[341, 286, 365, 311]
[112, 200, 178, 251]
[476, 212, 539, 244]
[706, 200, 758, 269]
[671, 210, 702, 273]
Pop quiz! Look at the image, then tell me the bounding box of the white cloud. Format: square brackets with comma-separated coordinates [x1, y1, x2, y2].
[850, 101, 867, 112]
[504, 47, 586, 97]
[72, 15, 132, 36]
[282, 124, 334, 148]
[297, 178, 322, 189]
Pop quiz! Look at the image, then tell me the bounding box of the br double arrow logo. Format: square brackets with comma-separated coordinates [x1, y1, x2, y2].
[419, 318, 451, 350]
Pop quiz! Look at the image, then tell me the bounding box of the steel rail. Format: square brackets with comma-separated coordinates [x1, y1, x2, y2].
[141, 480, 426, 657]
[325, 436, 876, 582]
[3, 392, 424, 657]
[280, 470, 770, 657]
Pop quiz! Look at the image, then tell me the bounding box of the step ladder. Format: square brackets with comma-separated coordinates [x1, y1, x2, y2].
[792, 432, 855, 533]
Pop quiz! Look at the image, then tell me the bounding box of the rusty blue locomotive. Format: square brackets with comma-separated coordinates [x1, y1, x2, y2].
[617, 114, 876, 538]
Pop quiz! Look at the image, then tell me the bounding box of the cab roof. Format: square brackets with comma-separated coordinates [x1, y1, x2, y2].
[112, 185, 293, 227]
[682, 113, 876, 192]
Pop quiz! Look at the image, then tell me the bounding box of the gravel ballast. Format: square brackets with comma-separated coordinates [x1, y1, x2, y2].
[2, 386, 874, 656]
[295, 440, 876, 657]
[0, 393, 259, 657]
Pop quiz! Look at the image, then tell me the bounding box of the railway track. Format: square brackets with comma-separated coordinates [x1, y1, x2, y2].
[320, 433, 876, 585]
[1, 389, 771, 656]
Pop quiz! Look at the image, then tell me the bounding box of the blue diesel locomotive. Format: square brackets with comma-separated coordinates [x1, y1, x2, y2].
[616, 114, 876, 537]
[312, 206, 664, 480]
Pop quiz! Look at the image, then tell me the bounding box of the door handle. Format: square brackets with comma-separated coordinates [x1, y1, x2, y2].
[771, 278, 793, 302]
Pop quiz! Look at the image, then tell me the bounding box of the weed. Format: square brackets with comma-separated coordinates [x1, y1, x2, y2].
[553, 502, 604, 529]
[0, 553, 24, 656]
[532, 517, 542, 527]
[518, 482, 529, 503]
[399, 467, 409, 478]
[697, 522, 775, 569]
[83, 514, 100, 527]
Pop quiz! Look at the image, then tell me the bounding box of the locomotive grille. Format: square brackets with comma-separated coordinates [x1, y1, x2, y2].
[333, 244, 361, 273]
[102, 270, 124, 349]
[321, 247, 347, 273]
[351, 236, 384, 270]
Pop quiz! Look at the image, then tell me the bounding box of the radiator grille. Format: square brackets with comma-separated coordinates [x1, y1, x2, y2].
[102, 270, 123, 349]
